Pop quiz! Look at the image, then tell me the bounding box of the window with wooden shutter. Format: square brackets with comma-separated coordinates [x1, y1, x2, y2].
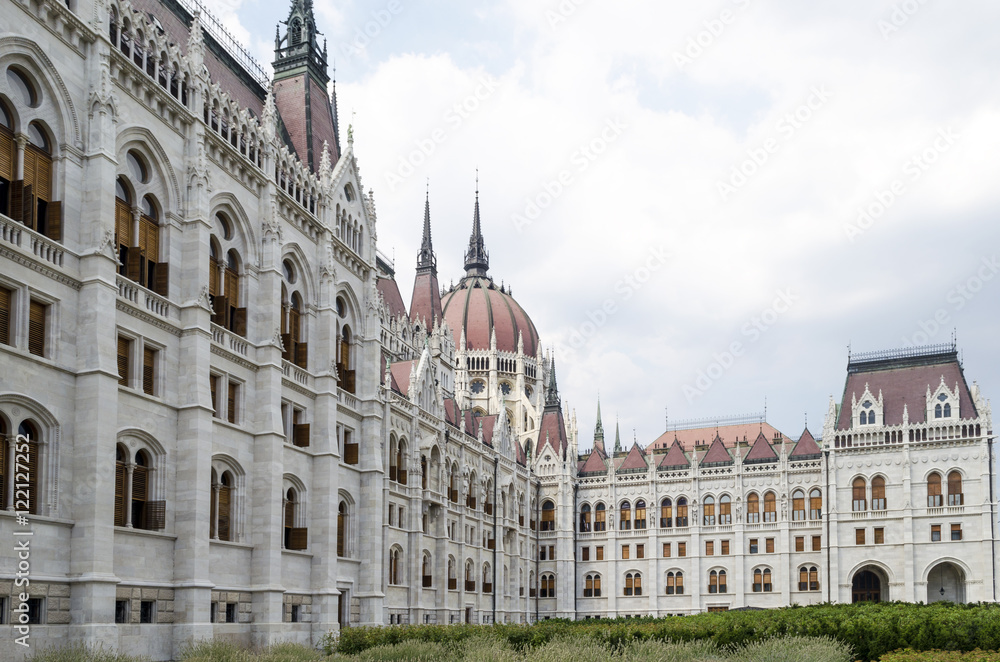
[227, 382, 237, 424]
[0, 420, 6, 510]
[0, 129, 13, 186]
[224, 267, 239, 308]
[24, 147, 51, 205]
[0, 285, 11, 346]
[293, 423, 310, 448]
[211, 295, 229, 326]
[152, 262, 168, 297]
[126, 246, 143, 282]
[210, 375, 219, 418]
[115, 199, 132, 271]
[28, 300, 45, 357]
[117, 336, 130, 386]
[294, 342, 308, 369]
[288, 527, 308, 551]
[217, 485, 231, 541]
[10, 180, 25, 225]
[144, 500, 166, 530]
[139, 216, 158, 288]
[132, 464, 148, 528]
[142, 346, 155, 395]
[209, 481, 217, 539]
[44, 201, 61, 241]
[114, 457, 126, 526]
[208, 257, 221, 297]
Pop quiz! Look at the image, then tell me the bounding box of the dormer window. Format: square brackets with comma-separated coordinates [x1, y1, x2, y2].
[859, 401, 876, 426]
[934, 394, 952, 419]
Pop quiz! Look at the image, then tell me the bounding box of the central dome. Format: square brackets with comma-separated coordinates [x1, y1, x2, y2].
[441, 276, 539, 356]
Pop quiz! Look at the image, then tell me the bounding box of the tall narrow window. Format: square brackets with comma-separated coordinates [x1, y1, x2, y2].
[809, 489, 823, 520]
[927, 472, 942, 507]
[337, 501, 347, 557]
[217, 472, 232, 542]
[131, 450, 149, 529]
[634, 500, 646, 529]
[18, 422, 40, 515]
[703, 496, 715, 526]
[115, 445, 127, 527]
[792, 490, 806, 520]
[871, 476, 886, 511]
[142, 346, 156, 395]
[719, 495, 732, 525]
[117, 336, 131, 386]
[852, 478, 867, 511]
[28, 299, 46, 357]
[676, 497, 689, 527]
[579, 504, 591, 532]
[660, 498, 672, 528]
[619, 501, 631, 530]
[284, 488, 307, 550]
[541, 500, 555, 531]
[763, 492, 776, 522]
[753, 569, 763, 592]
[747, 493, 760, 523]
[948, 471, 963, 506]
[594, 503, 606, 531]
[0, 285, 11, 346]
[227, 381, 238, 424]
[210, 375, 220, 418]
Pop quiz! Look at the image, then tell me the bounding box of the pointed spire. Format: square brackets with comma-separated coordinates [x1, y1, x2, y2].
[545, 358, 560, 408]
[594, 397, 605, 442]
[416, 184, 436, 272]
[614, 418, 622, 454]
[464, 173, 490, 276]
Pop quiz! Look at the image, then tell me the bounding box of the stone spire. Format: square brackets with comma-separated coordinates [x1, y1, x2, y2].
[614, 418, 622, 453]
[464, 175, 489, 277]
[594, 398, 605, 443]
[545, 358, 560, 409]
[416, 185, 436, 272]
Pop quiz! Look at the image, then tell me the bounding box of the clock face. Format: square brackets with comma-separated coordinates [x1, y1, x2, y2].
[471, 380, 485, 394]
[501, 382, 511, 396]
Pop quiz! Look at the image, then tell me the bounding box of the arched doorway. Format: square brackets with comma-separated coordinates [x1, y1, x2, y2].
[852, 570, 882, 603]
[927, 562, 966, 603]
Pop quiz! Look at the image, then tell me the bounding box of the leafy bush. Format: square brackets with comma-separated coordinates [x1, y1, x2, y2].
[28, 645, 149, 662]
[878, 651, 1000, 661]
[179, 640, 322, 662]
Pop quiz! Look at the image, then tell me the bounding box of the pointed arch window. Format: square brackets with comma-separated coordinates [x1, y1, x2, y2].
[927, 472, 942, 507]
[792, 490, 806, 521]
[809, 489, 823, 520]
[676, 497, 689, 527]
[619, 501, 631, 530]
[660, 498, 672, 528]
[871, 476, 886, 511]
[763, 492, 777, 522]
[703, 496, 716, 526]
[337, 322, 355, 393]
[853, 478, 867, 511]
[947, 471, 963, 506]
[579, 504, 591, 532]
[634, 500, 646, 529]
[594, 502, 606, 531]
[747, 493, 760, 523]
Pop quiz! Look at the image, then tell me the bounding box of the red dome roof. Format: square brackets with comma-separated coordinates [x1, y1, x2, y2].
[441, 276, 539, 355]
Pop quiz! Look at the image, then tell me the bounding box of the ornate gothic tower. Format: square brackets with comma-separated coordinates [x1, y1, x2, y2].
[273, 0, 340, 171]
[409, 190, 443, 327]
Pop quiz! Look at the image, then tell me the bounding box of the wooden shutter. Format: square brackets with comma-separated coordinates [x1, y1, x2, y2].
[132, 465, 148, 502]
[232, 308, 247, 337]
[10, 180, 23, 224]
[292, 423, 310, 448]
[211, 295, 228, 326]
[115, 199, 132, 247]
[114, 461, 126, 526]
[284, 500, 295, 531]
[140, 216, 158, 259]
[208, 258, 220, 297]
[227, 382, 237, 424]
[218, 486, 231, 541]
[24, 147, 51, 202]
[209, 483, 217, 539]
[294, 342, 308, 369]
[20, 183, 35, 231]
[344, 442, 358, 465]
[142, 347, 155, 395]
[0, 286, 10, 346]
[26, 442, 39, 515]
[152, 263, 168, 297]
[44, 201, 61, 241]
[289, 527, 308, 551]
[28, 300, 45, 357]
[281, 334, 293, 362]
[145, 500, 166, 530]
[126, 247, 143, 281]
[117, 336, 130, 385]
[224, 268, 239, 307]
[210, 375, 219, 416]
[0, 130, 13, 181]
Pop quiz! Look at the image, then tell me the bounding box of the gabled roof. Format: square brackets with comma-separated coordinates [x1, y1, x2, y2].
[377, 277, 408, 319]
[701, 435, 733, 465]
[617, 442, 648, 472]
[579, 448, 608, 474]
[388, 360, 415, 397]
[649, 421, 786, 451]
[537, 408, 569, 459]
[743, 431, 778, 464]
[789, 427, 822, 458]
[657, 439, 691, 468]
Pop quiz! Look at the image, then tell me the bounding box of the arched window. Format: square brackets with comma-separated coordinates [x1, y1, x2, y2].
[594, 502, 606, 531]
[709, 570, 726, 594]
[422, 553, 432, 588]
[209, 225, 245, 335]
[852, 478, 867, 511]
[392, 438, 407, 485]
[948, 471, 963, 506]
[871, 476, 886, 511]
[0, 101, 14, 223]
[584, 573, 601, 597]
[540, 573, 555, 598]
[213, 470, 233, 541]
[799, 566, 820, 591]
[448, 557, 457, 590]
[634, 499, 646, 529]
[809, 489, 823, 520]
[753, 568, 772, 592]
[465, 560, 476, 592]
[338, 323, 354, 393]
[482, 563, 492, 594]
[448, 465, 458, 503]
[859, 412, 866, 426]
[703, 496, 716, 526]
[624, 572, 641, 596]
[660, 498, 672, 528]
[666, 571, 684, 595]
[934, 404, 942, 419]
[282, 279, 307, 368]
[579, 504, 591, 532]
[116, 149, 167, 295]
[719, 495, 732, 525]
[541, 500, 555, 531]
[115, 445, 127, 527]
[388, 547, 401, 585]
[337, 501, 348, 557]
[943, 403, 951, 418]
[747, 493, 760, 523]
[619, 501, 631, 530]
[763, 492, 777, 522]
[927, 472, 942, 507]
[130, 449, 150, 529]
[792, 489, 806, 521]
[676, 497, 689, 527]
[283, 487, 306, 550]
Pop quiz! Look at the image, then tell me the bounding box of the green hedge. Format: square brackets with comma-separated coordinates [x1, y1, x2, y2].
[879, 651, 1000, 661]
[326, 602, 1000, 662]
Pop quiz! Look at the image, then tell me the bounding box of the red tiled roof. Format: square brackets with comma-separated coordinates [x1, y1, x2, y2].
[579, 448, 608, 474]
[618, 443, 648, 471]
[701, 436, 733, 464]
[790, 427, 822, 457]
[409, 271, 442, 326]
[537, 408, 568, 458]
[657, 439, 690, 468]
[389, 360, 414, 397]
[378, 277, 407, 319]
[836, 352, 977, 430]
[307, 77, 339, 166]
[441, 276, 539, 355]
[649, 422, 786, 451]
[274, 76, 307, 163]
[743, 431, 778, 463]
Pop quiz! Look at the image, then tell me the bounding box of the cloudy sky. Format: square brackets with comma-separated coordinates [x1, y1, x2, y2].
[205, 0, 1000, 450]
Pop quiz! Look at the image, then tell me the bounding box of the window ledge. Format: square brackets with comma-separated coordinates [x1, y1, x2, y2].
[0, 510, 74, 527]
[281, 549, 313, 558]
[209, 538, 252, 549]
[114, 526, 177, 540]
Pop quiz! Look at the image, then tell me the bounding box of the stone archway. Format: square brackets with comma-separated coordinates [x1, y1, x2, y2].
[852, 567, 887, 603]
[927, 562, 966, 603]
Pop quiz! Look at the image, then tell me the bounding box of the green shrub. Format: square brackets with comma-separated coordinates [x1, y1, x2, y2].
[352, 640, 455, 662]
[28, 645, 149, 662]
[179, 640, 322, 662]
[727, 636, 851, 662]
[878, 651, 1000, 661]
[621, 638, 723, 662]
